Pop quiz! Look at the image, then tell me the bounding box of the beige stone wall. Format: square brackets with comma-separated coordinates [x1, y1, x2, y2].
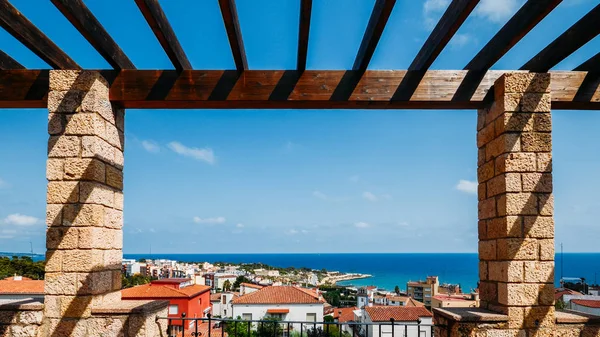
[0, 301, 43, 337]
[476, 73, 555, 336]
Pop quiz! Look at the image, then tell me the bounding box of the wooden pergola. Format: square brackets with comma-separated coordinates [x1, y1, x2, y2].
[0, 0, 598, 110]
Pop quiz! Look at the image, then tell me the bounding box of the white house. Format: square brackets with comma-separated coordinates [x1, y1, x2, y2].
[232, 286, 325, 331]
[211, 292, 238, 318]
[570, 299, 600, 316]
[240, 283, 263, 295]
[359, 306, 433, 337]
[214, 274, 238, 291]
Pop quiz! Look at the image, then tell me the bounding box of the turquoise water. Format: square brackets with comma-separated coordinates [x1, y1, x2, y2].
[123, 253, 600, 292]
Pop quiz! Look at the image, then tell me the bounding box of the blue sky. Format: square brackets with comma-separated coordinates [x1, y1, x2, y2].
[0, 0, 599, 253]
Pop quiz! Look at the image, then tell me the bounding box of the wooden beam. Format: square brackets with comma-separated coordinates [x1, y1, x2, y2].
[218, 0, 247, 71]
[574, 52, 600, 72]
[0, 49, 24, 69]
[135, 0, 191, 71]
[52, 0, 134, 70]
[392, 0, 479, 101]
[297, 0, 312, 71]
[0, 0, 79, 69]
[352, 0, 396, 72]
[453, 0, 561, 101]
[572, 53, 600, 102]
[0, 70, 598, 110]
[521, 3, 600, 72]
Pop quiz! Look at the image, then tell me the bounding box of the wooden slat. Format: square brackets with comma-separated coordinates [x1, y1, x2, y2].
[521, 3, 600, 72]
[135, 0, 191, 71]
[297, 0, 312, 71]
[0, 70, 598, 110]
[392, 0, 479, 100]
[0, 0, 79, 69]
[0, 49, 24, 69]
[52, 0, 134, 70]
[453, 0, 562, 101]
[352, 0, 396, 71]
[572, 53, 600, 103]
[218, 0, 247, 71]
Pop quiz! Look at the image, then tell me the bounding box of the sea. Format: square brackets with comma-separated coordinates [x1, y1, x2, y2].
[122, 253, 600, 292]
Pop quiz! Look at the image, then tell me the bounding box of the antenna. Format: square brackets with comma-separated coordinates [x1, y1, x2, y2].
[29, 241, 33, 258]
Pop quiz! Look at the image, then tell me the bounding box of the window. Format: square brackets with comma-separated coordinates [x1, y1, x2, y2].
[242, 313, 252, 321]
[222, 296, 226, 304]
[168, 305, 179, 315]
[306, 313, 316, 322]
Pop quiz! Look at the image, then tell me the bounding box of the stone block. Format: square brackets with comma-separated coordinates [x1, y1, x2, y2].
[489, 261, 524, 282]
[114, 148, 124, 169]
[10, 324, 37, 337]
[503, 93, 551, 113]
[478, 123, 496, 148]
[522, 173, 552, 193]
[479, 197, 497, 220]
[479, 183, 487, 201]
[48, 113, 65, 135]
[114, 191, 124, 211]
[478, 107, 487, 130]
[64, 158, 106, 182]
[78, 227, 109, 249]
[45, 272, 77, 295]
[479, 240, 497, 260]
[496, 112, 533, 133]
[81, 91, 115, 123]
[523, 216, 554, 238]
[77, 271, 113, 295]
[81, 136, 115, 164]
[104, 250, 122, 270]
[496, 153, 537, 173]
[487, 173, 522, 197]
[480, 261, 488, 280]
[64, 113, 105, 137]
[538, 194, 554, 216]
[46, 204, 63, 227]
[498, 283, 540, 306]
[497, 193, 538, 216]
[104, 208, 123, 229]
[46, 227, 78, 250]
[45, 250, 62, 272]
[47, 90, 85, 113]
[539, 283, 555, 305]
[497, 238, 538, 260]
[524, 261, 554, 283]
[539, 239, 555, 261]
[486, 133, 521, 161]
[46, 159, 64, 181]
[533, 113, 552, 132]
[479, 281, 497, 303]
[105, 165, 123, 190]
[43, 317, 88, 337]
[63, 203, 105, 227]
[487, 216, 522, 239]
[48, 136, 80, 158]
[0, 310, 16, 324]
[115, 108, 125, 132]
[60, 295, 93, 318]
[521, 133, 552, 152]
[62, 250, 94, 272]
[49, 70, 109, 94]
[478, 160, 495, 183]
[47, 181, 79, 204]
[478, 220, 487, 240]
[537, 153, 552, 172]
[496, 73, 551, 94]
[87, 317, 126, 337]
[17, 310, 43, 325]
[104, 123, 123, 150]
[79, 182, 114, 207]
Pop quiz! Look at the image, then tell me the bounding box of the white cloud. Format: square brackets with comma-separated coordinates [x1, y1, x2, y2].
[193, 216, 226, 224]
[141, 140, 160, 153]
[475, 0, 521, 23]
[168, 141, 215, 164]
[236, 223, 244, 228]
[3, 214, 40, 226]
[424, 0, 450, 14]
[450, 34, 471, 48]
[363, 192, 378, 202]
[456, 180, 478, 194]
[355, 222, 371, 229]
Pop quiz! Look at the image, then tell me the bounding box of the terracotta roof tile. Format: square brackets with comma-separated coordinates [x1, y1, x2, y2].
[233, 286, 325, 304]
[333, 307, 357, 322]
[0, 279, 44, 294]
[406, 298, 425, 307]
[572, 299, 600, 308]
[241, 283, 263, 289]
[364, 306, 432, 322]
[555, 288, 583, 300]
[121, 284, 210, 299]
[211, 293, 222, 301]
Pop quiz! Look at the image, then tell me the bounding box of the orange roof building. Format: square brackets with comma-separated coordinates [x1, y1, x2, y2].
[361, 306, 434, 337]
[0, 276, 44, 300]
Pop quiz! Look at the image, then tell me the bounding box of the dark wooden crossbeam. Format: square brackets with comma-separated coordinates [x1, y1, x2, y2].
[352, 0, 396, 71]
[573, 53, 600, 102]
[453, 0, 561, 101]
[0, 0, 79, 69]
[574, 52, 600, 72]
[135, 0, 191, 71]
[52, 0, 134, 70]
[218, 0, 247, 71]
[392, 0, 479, 101]
[0, 49, 24, 69]
[521, 3, 600, 72]
[0, 69, 597, 110]
[297, 0, 312, 71]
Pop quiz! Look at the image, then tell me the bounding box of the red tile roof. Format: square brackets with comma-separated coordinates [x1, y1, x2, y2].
[572, 299, 600, 308]
[211, 293, 222, 301]
[121, 284, 211, 299]
[233, 286, 325, 305]
[406, 298, 426, 307]
[333, 307, 357, 322]
[0, 279, 44, 294]
[241, 283, 263, 289]
[555, 288, 583, 300]
[365, 306, 432, 322]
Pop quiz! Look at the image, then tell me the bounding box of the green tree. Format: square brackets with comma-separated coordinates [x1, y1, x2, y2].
[323, 290, 341, 307]
[233, 275, 252, 289]
[256, 316, 282, 337]
[223, 280, 232, 291]
[0, 256, 45, 280]
[226, 317, 256, 337]
[555, 298, 567, 310]
[121, 274, 151, 289]
[394, 285, 400, 294]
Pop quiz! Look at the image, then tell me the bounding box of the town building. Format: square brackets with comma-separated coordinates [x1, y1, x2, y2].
[357, 287, 369, 309]
[232, 286, 325, 330]
[0, 276, 44, 301]
[407, 276, 439, 307]
[214, 274, 237, 291]
[210, 292, 238, 318]
[121, 278, 211, 334]
[240, 282, 263, 295]
[431, 293, 479, 308]
[358, 306, 433, 337]
[571, 300, 600, 316]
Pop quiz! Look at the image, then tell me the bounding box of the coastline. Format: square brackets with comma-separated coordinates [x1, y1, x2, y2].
[322, 273, 372, 285]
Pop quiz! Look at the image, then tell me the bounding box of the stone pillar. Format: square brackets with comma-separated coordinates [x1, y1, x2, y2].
[44, 70, 125, 334]
[477, 73, 555, 336]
